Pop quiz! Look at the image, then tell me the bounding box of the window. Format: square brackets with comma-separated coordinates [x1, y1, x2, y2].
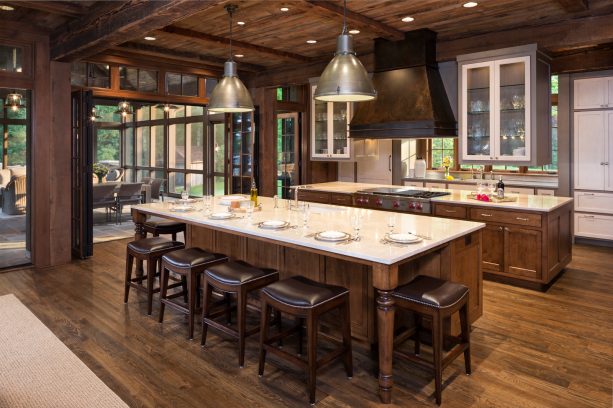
[166, 72, 198, 96]
[0, 45, 23, 73]
[429, 138, 455, 169]
[276, 86, 300, 102]
[119, 67, 158, 93]
[205, 78, 218, 98]
[71, 62, 110, 88]
[0, 89, 29, 170]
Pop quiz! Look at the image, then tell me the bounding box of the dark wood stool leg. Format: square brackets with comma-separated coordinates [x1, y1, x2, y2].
[341, 296, 353, 379]
[146, 258, 157, 315]
[297, 317, 304, 355]
[188, 270, 197, 340]
[307, 310, 318, 405]
[225, 293, 233, 324]
[181, 276, 188, 303]
[124, 252, 133, 303]
[172, 232, 177, 241]
[414, 313, 422, 355]
[432, 312, 443, 406]
[158, 264, 169, 323]
[459, 302, 472, 375]
[258, 300, 271, 376]
[237, 288, 247, 367]
[201, 280, 213, 346]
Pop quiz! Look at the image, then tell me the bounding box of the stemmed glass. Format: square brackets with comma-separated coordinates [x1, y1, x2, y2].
[203, 195, 213, 215]
[181, 188, 189, 201]
[387, 215, 396, 235]
[351, 213, 362, 241]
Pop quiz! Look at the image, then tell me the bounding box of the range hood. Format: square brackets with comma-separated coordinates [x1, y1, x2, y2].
[350, 29, 457, 139]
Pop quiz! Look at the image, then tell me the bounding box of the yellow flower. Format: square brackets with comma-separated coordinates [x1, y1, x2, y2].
[442, 156, 452, 167]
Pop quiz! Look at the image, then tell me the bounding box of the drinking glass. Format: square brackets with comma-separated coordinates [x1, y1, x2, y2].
[246, 201, 254, 221]
[302, 203, 310, 228]
[488, 181, 496, 196]
[387, 215, 396, 235]
[352, 213, 362, 240]
[181, 189, 189, 201]
[203, 195, 213, 214]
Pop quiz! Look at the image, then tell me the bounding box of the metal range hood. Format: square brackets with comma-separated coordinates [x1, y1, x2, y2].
[350, 29, 457, 139]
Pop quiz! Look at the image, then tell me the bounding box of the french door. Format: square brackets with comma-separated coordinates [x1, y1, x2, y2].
[277, 113, 300, 199]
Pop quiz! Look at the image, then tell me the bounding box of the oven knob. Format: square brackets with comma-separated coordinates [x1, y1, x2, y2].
[415, 202, 423, 210]
[375, 199, 383, 206]
[408, 202, 416, 209]
[356, 198, 362, 204]
[393, 201, 400, 208]
[361, 198, 368, 204]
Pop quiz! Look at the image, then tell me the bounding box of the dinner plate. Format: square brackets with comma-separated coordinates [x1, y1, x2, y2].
[208, 212, 235, 220]
[315, 230, 350, 242]
[218, 195, 248, 206]
[178, 198, 197, 204]
[385, 233, 422, 244]
[258, 220, 289, 230]
[170, 205, 194, 212]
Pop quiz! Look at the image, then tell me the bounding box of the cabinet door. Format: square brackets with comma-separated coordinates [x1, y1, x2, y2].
[607, 111, 613, 191]
[311, 84, 329, 159]
[504, 226, 541, 280]
[574, 111, 605, 190]
[482, 224, 504, 273]
[461, 61, 494, 161]
[329, 102, 351, 158]
[495, 57, 530, 161]
[574, 78, 608, 109]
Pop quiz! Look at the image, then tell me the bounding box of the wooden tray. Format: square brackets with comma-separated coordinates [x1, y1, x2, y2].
[467, 192, 518, 203]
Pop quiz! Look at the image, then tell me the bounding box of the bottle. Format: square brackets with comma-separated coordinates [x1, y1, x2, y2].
[250, 179, 258, 206]
[414, 156, 427, 178]
[496, 176, 505, 199]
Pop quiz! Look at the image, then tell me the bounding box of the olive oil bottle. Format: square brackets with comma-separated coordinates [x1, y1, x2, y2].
[250, 179, 258, 206]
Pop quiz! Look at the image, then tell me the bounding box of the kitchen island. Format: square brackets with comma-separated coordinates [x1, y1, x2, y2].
[296, 181, 573, 290]
[131, 197, 485, 404]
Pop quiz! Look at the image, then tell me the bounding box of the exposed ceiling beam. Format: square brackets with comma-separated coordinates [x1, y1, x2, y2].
[437, 14, 613, 60]
[4, 1, 87, 18]
[555, 0, 589, 12]
[51, 0, 218, 62]
[303, 0, 404, 41]
[160, 26, 314, 63]
[552, 46, 613, 73]
[116, 42, 265, 72]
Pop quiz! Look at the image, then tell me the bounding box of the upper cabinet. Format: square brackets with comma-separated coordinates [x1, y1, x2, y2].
[310, 83, 352, 160]
[458, 44, 551, 166]
[574, 110, 613, 191]
[574, 77, 613, 110]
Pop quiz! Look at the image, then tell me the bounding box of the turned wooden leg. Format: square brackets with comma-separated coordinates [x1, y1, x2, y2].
[377, 289, 395, 404]
[132, 210, 146, 276]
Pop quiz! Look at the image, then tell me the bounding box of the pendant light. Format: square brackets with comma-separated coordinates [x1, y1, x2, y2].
[154, 103, 179, 113]
[5, 91, 25, 111]
[314, 0, 376, 102]
[89, 107, 101, 121]
[207, 4, 254, 113]
[114, 100, 133, 118]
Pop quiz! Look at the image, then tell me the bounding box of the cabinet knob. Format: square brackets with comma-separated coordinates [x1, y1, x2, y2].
[498, 226, 503, 231]
[504, 227, 510, 231]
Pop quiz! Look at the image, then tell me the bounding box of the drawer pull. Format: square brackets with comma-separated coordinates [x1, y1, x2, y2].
[498, 227, 503, 231]
[516, 217, 530, 221]
[580, 215, 595, 219]
[444, 209, 457, 213]
[581, 193, 595, 196]
[480, 213, 492, 217]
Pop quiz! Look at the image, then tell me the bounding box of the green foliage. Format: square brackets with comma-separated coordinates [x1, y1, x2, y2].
[7, 125, 26, 166]
[96, 129, 120, 161]
[551, 75, 558, 95]
[92, 163, 108, 179]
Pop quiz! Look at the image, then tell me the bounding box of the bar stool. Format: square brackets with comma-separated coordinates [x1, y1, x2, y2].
[201, 261, 279, 367]
[143, 220, 186, 241]
[124, 237, 185, 315]
[258, 276, 353, 405]
[158, 247, 228, 339]
[392, 275, 471, 405]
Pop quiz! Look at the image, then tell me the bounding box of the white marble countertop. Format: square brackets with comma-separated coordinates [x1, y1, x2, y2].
[294, 182, 573, 212]
[133, 196, 484, 266]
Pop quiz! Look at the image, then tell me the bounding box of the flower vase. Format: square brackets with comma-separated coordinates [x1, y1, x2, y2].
[444, 166, 450, 178]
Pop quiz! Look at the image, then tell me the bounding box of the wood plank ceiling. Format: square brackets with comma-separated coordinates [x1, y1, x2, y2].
[1, 0, 612, 74]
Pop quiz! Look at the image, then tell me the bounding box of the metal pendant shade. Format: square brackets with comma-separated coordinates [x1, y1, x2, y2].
[208, 4, 254, 113]
[314, 34, 376, 102]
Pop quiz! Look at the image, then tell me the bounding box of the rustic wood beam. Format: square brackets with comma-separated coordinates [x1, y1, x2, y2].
[552, 47, 613, 73]
[116, 42, 265, 72]
[4, 1, 87, 17]
[159, 26, 314, 63]
[555, 0, 589, 12]
[437, 14, 613, 60]
[304, 0, 404, 41]
[51, 0, 218, 62]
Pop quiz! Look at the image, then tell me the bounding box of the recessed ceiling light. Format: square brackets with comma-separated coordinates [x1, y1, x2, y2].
[349, 29, 360, 35]
[144, 36, 156, 41]
[401, 16, 414, 22]
[463, 2, 478, 7]
[0, 5, 14, 11]
[237, 21, 245, 25]
[234, 54, 244, 58]
[306, 40, 317, 44]
[280, 7, 289, 12]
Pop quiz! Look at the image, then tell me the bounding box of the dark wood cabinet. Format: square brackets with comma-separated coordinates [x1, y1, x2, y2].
[482, 224, 505, 273]
[504, 226, 542, 280]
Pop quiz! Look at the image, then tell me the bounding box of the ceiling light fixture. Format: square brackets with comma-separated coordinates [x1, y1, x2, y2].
[401, 16, 414, 22]
[207, 4, 254, 113]
[0, 5, 14, 11]
[306, 40, 317, 44]
[463, 2, 478, 7]
[5, 91, 24, 111]
[114, 100, 133, 118]
[89, 107, 101, 121]
[237, 21, 245, 25]
[154, 103, 179, 113]
[234, 54, 244, 58]
[280, 7, 289, 12]
[314, 0, 376, 102]
[348, 29, 360, 34]
[144, 36, 156, 41]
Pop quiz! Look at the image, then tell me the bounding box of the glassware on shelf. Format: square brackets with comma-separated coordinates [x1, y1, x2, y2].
[511, 95, 525, 109]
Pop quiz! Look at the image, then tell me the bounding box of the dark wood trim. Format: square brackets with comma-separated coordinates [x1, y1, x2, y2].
[89, 52, 222, 78]
[5, 1, 87, 17]
[551, 46, 613, 74]
[554, 0, 589, 12]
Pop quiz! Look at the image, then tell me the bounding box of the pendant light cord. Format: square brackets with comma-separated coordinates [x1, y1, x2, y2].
[342, 0, 347, 34]
[228, 6, 234, 61]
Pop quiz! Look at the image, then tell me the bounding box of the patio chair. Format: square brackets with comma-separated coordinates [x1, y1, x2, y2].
[106, 168, 125, 182]
[149, 178, 166, 202]
[1, 175, 27, 215]
[92, 184, 119, 222]
[115, 182, 143, 224]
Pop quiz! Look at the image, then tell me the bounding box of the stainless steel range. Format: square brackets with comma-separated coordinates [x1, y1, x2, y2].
[353, 187, 450, 214]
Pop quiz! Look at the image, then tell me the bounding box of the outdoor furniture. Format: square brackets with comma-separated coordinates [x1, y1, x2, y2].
[1, 175, 27, 215]
[105, 167, 124, 182]
[92, 184, 119, 222]
[0, 169, 11, 189]
[115, 182, 143, 224]
[149, 178, 165, 202]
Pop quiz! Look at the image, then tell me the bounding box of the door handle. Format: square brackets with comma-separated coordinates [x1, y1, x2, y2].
[516, 217, 530, 221]
[504, 227, 510, 231]
[480, 213, 492, 217]
[444, 209, 457, 213]
[388, 155, 392, 172]
[498, 226, 503, 231]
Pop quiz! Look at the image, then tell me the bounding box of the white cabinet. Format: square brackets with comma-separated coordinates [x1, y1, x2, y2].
[356, 140, 392, 185]
[574, 192, 613, 215]
[575, 213, 613, 240]
[505, 186, 534, 195]
[574, 111, 612, 191]
[536, 189, 555, 196]
[574, 77, 613, 110]
[458, 44, 551, 166]
[310, 84, 352, 160]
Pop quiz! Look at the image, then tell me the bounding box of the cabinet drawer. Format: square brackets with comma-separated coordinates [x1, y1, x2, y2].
[403, 181, 424, 187]
[434, 204, 468, 219]
[575, 213, 613, 240]
[505, 186, 534, 195]
[447, 183, 474, 191]
[574, 191, 613, 215]
[425, 182, 446, 189]
[470, 208, 541, 227]
[329, 193, 353, 206]
[298, 190, 330, 204]
[536, 189, 555, 196]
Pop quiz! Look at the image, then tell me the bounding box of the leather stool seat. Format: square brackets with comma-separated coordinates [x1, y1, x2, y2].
[143, 220, 185, 241]
[127, 237, 183, 254]
[205, 261, 276, 285]
[163, 247, 225, 268]
[261, 275, 348, 308]
[393, 275, 468, 308]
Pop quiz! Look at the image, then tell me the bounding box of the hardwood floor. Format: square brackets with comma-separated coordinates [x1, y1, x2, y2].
[0, 241, 611, 407]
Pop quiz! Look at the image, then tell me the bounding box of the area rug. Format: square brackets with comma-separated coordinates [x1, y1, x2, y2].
[0, 294, 128, 408]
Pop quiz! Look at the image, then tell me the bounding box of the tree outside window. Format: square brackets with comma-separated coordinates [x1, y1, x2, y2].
[430, 138, 455, 169]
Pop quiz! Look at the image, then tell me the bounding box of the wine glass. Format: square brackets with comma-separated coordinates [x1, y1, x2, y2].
[387, 215, 396, 235]
[181, 189, 189, 201]
[352, 213, 362, 240]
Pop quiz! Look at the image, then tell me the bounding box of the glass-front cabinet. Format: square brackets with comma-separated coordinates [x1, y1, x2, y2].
[310, 84, 351, 160]
[458, 45, 551, 166]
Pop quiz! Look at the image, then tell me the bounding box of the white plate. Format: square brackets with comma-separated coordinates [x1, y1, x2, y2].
[315, 230, 350, 242]
[386, 233, 422, 244]
[209, 212, 235, 220]
[259, 220, 289, 230]
[170, 205, 194, 212]
[218, 195, 248, 205]
[178, 198, 197, 204]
